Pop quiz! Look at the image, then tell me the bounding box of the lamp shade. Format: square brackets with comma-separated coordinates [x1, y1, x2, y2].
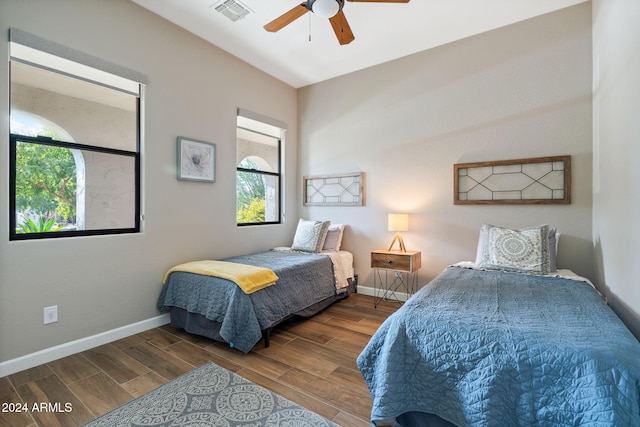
[311, 0, 340, 18]
[388, 213, 409, 232]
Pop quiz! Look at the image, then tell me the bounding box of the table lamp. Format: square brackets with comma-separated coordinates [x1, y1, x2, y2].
[388, 213, 408, 252]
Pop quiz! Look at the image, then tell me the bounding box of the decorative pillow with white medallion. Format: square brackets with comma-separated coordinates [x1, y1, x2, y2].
[477, 224, 551, 275]
[291, 219, 331, 253]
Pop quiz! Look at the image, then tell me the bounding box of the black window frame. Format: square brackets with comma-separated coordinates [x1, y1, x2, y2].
[10, 133, 141, 240]
[236, 133, 282, 227]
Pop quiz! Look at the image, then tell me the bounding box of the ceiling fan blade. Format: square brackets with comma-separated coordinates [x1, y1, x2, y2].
[329, 10, 355, 45]
[346, 0, 410, 2]
[264, 3, 309, 32]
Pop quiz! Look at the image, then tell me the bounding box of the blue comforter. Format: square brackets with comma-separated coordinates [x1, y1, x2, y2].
[157, 250, 336, 353]
[357, 266, 640, 426]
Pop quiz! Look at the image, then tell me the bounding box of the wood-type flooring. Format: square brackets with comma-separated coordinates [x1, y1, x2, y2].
[1, 293, 400, 427]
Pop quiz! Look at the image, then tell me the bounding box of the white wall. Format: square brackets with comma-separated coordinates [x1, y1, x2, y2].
[592, 0, 640, 338]
[0, 0, 299, 364]
[298, 4, 593, 290]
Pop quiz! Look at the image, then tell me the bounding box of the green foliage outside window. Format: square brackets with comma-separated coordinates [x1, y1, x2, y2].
[236, 198, 266, 223]
[16, 216, 64, 234]
[236, 158, 266, 223]
[15, 135, 76, 229]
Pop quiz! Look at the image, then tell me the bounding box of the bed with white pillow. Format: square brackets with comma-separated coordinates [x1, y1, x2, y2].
[157, 220, 355, 352]
[357, 224, 640, 426]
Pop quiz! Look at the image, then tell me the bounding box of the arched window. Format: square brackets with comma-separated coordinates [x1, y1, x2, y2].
[10, 111, 86, 232]
[236, 112, 284, 226]
[9, 29, 143, 240]
[236, 156, 278, 224]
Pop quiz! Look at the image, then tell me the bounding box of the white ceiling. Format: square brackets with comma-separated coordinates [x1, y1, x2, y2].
[132, 0, 588, 88]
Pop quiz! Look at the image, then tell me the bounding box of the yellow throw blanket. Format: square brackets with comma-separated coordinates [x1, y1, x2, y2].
[163, 260, 279, 294]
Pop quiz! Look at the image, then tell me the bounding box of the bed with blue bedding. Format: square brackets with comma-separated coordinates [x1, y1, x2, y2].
[357, 265, 640, 426]
[158, 249, 354, 353]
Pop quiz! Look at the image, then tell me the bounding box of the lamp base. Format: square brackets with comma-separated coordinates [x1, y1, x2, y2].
[388, 233, 407, 252]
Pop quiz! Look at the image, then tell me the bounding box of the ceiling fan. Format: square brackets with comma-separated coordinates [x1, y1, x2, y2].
[264, 0, 410, 46]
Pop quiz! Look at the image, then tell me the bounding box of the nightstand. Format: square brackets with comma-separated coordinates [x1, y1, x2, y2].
[371, 249, 421, 307]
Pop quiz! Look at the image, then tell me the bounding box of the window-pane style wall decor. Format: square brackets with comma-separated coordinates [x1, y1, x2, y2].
[454, 156, 571, 205]
[303, 172, 365, 206]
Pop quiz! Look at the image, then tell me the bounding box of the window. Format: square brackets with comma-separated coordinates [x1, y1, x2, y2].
[8, 29, 145, 240]
[236, 110, 286, 226]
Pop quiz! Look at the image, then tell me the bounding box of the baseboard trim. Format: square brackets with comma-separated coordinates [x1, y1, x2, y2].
[357, 285, 411, 302]
[0, 313, 170, 378]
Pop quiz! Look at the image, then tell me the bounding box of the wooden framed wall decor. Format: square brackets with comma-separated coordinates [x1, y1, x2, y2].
[303, 172, 365, 206]
[454, 155, 571, 205]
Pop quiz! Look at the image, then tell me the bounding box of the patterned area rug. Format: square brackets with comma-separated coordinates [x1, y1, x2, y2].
[83, 362, 339, 426]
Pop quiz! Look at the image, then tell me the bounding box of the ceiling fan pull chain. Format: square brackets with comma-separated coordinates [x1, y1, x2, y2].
[308, 12, 312, 42]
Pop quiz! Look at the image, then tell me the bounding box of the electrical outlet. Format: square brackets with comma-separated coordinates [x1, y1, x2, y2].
[44, 305, 58, 324]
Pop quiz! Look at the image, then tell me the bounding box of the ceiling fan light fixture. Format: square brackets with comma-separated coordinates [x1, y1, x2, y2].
[310, 0, 340, 18]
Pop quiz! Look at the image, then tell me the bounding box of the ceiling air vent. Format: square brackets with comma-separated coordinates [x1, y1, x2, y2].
[214, 0, 253, 22]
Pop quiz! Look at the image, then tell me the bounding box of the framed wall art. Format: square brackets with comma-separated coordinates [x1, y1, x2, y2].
[454, 155, 571, 205]
[177, 136, 216, 183]
[303, 172, 365, 206]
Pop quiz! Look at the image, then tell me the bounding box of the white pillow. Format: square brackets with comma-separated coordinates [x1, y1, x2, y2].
[322, 224, 345, 251]
[476, 224, 551, 275]
[291, 219, 331, 253]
